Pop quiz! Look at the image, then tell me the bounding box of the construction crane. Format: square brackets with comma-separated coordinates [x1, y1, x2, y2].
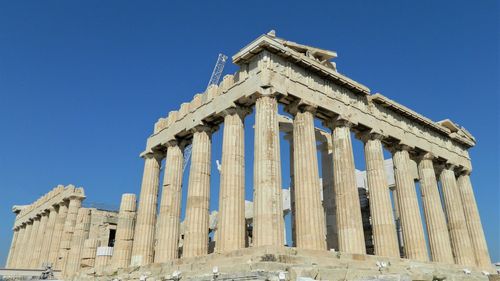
[182, 53, 228, 173]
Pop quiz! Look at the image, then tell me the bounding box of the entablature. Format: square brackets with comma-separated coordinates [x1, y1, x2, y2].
[14, 184, 85, 228]
[144, 33, 474, 171]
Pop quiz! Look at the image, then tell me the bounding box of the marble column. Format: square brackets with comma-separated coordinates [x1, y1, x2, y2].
[49, 203, 68, 266]
[217, 107, 248, 253]
[17, 220, 33, 268]
[440, 166, 475, 266]
[292, 106, 326, 250]
[80, 239, 99, 270]
[417, 155, 454, 264]
[155, 142, 184, 262]
[57, 196, 83, 272]
[65, 208, 91, 276]
[253, 95, 284, 247]
[32, 211, 49, 268]
[392, 147, 428, 261]
[391, 187, 404, 256]
[457, 171, 493, 270]
[95, 247, 113, 274]
[39, 206, 58, 266]
[130, 152, 162, 266]
[320, 140, 338, 251]
[112, 194, 137, 269]
[362, 133, 399, 257]
[27, 216, 41, 268]
[183, 126, 212, 258]
[285, 134, 296, 247]
[331, 120, 365, 254]
[10, 225, 24, 268]
[6, 227, 20, 268]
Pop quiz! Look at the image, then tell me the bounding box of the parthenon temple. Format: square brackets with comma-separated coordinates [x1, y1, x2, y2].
[4, 32, 496, 281]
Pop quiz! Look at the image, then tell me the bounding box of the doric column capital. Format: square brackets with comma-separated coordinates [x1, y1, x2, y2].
[285, 99, 317, 116]
[323, 115, 357, 130]
[191, 123, 218, 135]
[434, 162, 457, 176]
[356, 130, 386, 143]
[143, 151, 165, 161]
[413, 152, 435, 163]
[458, 169, 472, 176]
[221, 105, 252, 119]
[387, 143, 414, 155]
[165, 138, 190, 151]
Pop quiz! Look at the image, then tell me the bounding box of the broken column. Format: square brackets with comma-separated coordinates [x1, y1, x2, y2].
[112, 193, 137, 269]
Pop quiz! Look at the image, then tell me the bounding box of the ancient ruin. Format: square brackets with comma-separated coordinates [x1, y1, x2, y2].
[4, 32, 496, 280]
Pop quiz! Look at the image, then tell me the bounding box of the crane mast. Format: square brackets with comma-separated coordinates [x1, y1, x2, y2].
[182, 53, 227, 173]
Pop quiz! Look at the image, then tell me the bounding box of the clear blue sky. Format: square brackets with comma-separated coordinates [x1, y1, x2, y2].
[0, 1, 498, 266]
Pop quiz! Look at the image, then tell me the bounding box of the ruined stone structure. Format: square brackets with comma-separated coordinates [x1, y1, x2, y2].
[5, 185, 119, 279]
[4, 32, 496, 280]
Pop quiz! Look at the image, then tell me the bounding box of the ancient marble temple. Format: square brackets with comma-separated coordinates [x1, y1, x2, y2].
[5, 32, 495, 280]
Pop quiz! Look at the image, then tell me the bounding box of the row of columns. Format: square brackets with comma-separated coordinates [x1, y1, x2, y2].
[6, 196, 85, 271]
[128, 95, 492, 271]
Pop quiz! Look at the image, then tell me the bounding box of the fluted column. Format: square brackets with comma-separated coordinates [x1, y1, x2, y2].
[320, 140, 338, 251]
[65, 208, 91, 276]
[217, 107, 248, 253]
[291, 106, 326, 250]
[31, 212, 49, 268]
[457, 172, 493, 270]
[440, 166, 475, 266]
[362, 133, 399, 257]
[27, 216, 41, 268]
[130, 152, 162, 266]
[6, 227, 20, 268]
[10, 225, 25, 268]
[392, 147, 428, 261]
[183, 125, 213, 257]
[57, 196, 83, 272]
[331, 120, 365, 254]
[80, 239, 99, 270]
[417, 155, 454, 264]
[112, 194, 137, 269]
[17, 220, 33, 268]
[49, 203, 68, 266]
[285, 134, 296, 247]
[155, 142, 184, 262]
[39, 206, 58, 266]
[253, 95, 284, 247]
